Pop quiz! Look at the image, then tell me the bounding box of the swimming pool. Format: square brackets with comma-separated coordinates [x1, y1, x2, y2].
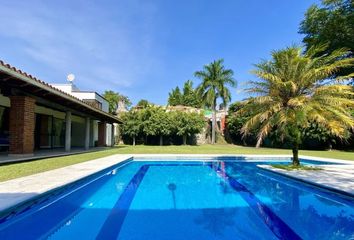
[0, 158, 353, 239]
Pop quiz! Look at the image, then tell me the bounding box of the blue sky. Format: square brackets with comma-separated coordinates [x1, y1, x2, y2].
[0, 0, 319, 105]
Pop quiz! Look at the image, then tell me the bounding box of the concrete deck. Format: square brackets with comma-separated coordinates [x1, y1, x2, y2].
[0, 154, 132, 215]
[258, 163, 354, 196]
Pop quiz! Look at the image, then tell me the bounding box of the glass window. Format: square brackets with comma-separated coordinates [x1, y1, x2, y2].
[35, 114, 53, 149]
[53, 118, 65, 148]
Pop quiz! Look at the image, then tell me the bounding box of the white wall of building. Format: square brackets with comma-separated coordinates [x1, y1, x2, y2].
[51, 83, 79, 94]
[71, 91, 96, 100]
[50, 83, 109, 113]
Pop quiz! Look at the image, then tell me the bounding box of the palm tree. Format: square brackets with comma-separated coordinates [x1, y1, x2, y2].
[195, 59, 236, 144]
[239, 45, 354, 166]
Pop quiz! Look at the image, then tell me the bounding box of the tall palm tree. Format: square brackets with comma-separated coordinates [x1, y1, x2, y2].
[195, 59, 236, 144]
[239, 45, 354, 165]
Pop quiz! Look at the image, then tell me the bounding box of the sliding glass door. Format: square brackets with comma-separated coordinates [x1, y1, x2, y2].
[35, 114, 65, 149]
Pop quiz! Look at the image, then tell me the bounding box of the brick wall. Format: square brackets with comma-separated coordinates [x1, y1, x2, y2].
[9, 96, 36, 154]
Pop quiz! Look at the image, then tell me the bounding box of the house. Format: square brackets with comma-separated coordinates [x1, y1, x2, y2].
[0, 60, 122, 156]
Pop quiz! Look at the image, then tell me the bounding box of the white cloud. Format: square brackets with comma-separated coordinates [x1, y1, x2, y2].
[0, 0, 161, 92]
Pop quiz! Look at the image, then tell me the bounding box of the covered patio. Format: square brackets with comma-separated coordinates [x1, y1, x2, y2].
[0, 60, 122, 158]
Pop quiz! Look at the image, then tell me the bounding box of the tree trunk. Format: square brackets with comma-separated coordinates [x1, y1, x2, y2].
[133, 136, 136, 146]
[160, 135, 163, 146]
[328, 141, 332, 151]
[183, 135, 187, 145]
[292, 144, 300, 166]
[211, 101, 216, 144]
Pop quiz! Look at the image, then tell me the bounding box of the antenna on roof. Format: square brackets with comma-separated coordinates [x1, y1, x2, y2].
[67, 73, 75, 83]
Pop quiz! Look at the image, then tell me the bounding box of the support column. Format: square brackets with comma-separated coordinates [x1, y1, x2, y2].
[111, 123, 115, 147]
[9, 96, 36, 155]
[98, 121, 106, 147]
[65, 111, 71, 152]
[85, 117, 90, 150]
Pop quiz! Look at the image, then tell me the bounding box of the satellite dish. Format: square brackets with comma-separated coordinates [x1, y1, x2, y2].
[67, 73, 75, 82]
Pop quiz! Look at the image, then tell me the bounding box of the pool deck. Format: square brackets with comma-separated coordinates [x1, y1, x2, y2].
[258, 163, 354, 197]
[0, 154, 133, 216]
[0, 154, 353, 218]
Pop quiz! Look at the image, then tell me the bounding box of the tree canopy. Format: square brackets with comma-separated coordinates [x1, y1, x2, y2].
[168, 87, 183, 106]
[120, 106, 205, 146]
[238, 45, 354, 165]
[195, 59, 236, 144]
[136, 99, 152, 108]
[120, 110, 141, 146]
[168, 80, 202, 108]
[173, 111, 205, 145]
[299, 0, 354, 82]
[142, 107, 173, 145]
[103, 90, 131, 114]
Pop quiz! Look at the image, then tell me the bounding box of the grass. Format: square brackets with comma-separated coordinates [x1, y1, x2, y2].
[115, 145, 354, 160]
[271, 164, 322, 171]
[0, 144, 353, 182]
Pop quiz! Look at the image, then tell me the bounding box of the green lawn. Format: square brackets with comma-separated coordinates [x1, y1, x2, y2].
[0, 144, 353, 182]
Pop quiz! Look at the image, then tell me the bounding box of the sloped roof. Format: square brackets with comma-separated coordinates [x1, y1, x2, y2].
[0, 60, 122, 123]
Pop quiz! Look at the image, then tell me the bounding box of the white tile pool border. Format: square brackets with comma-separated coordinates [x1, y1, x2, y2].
[0, 154, 134, 215]
[0, 153, 352, 218]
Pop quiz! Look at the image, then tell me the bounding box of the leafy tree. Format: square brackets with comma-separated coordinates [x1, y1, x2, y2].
[173, 111, 205, 145]
[168, 87, 183, 106]
[299, 0, 354, 82]
[168, 80, 202, 107]
[103, 90, 131, 114]
[302, 122, 345, 150]
[238, 46, 354, 166]
[136, 99, 152, 108]
[143, 107, 173, 145]
[227, 101, 257, 145]
[120, 110, 141, 146]
[182, 80, 202, 107]
[195, 59, 236, 144]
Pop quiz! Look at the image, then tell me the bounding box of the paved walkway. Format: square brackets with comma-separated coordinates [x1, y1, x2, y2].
[0, 147, 112, 164]
[258, 163, 354, 196]
[0, 154, 132, 214]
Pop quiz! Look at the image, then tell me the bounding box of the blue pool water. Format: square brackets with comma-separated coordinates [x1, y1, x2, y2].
[0, 159, 353, 239]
